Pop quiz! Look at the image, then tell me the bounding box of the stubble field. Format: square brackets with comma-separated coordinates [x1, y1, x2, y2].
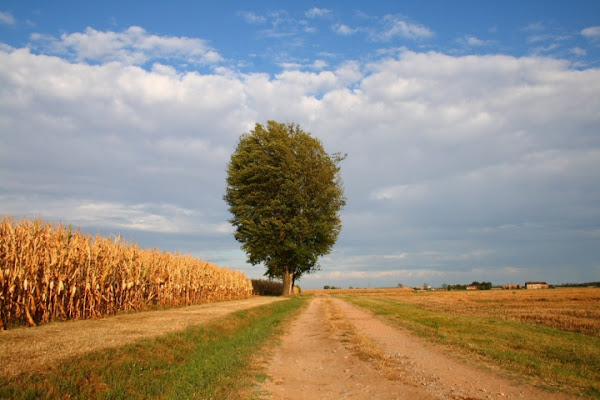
[318, 287, 600, 398]
[324, 286, 600, 336]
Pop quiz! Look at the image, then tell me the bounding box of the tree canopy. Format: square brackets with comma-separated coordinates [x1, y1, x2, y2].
[224, 121, 346, 296]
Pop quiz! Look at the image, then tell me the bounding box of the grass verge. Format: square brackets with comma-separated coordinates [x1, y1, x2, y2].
[0, 296, 308, 400]
[336, 295, 600, 399]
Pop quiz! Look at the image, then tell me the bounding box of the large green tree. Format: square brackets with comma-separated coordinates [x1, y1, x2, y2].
[224, 121, 346, 296]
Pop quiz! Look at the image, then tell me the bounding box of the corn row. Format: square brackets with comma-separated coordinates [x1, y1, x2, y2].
[0, 216, 253, 329]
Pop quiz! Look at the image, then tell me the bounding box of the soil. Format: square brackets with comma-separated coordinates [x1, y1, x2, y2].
[259, 295, 578, 400]
[0, 296, 285, 378]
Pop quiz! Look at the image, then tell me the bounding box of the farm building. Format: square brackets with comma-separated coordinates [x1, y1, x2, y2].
[503, 284, 521, 289]
[466, 285, 478, 290]
[525, 281, 549, 289]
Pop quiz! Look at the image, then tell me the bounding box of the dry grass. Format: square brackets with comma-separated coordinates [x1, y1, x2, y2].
[0, 216, 253, 329]
[0, 297, 285, 378]
[319, 287, 600, 337]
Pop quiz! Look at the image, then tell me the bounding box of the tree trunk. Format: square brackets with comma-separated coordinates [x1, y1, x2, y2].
[282, 267, 294, 297]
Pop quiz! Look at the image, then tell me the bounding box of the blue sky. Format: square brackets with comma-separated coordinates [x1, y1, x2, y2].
[1, 1, 599, 288]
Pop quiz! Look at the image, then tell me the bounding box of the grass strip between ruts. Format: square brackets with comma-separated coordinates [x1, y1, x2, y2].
[336, 295, 600, 399]
[0, 296, 308, 400]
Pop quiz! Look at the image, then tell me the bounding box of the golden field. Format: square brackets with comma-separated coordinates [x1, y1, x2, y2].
[310, 286, 600, 337]
[0, 216, 253, 329]
[330, 288, 600, 397]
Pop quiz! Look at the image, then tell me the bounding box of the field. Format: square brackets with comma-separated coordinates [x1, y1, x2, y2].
[324, 287, 600, 336]
[327, 287, 600, 398]
[3, 288, 599, 398]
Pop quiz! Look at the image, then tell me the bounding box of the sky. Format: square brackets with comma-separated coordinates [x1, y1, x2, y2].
[1, 1, 599, 289]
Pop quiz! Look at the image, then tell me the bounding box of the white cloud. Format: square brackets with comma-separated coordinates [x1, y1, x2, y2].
[374, 14, 434, 40]
[0, 43, 14, 52]
[571, 47, 587, 56]
[333, 23, 358, 36]
[312, 59, 328, 69]
[332, 15, 432, 41]
[0, 196, 232, 235]
[462, 35, 492, 46]
[30, 26, 223, 66]
[0, 10, 15, 25]
[581, 26, 600, 39]
[305, 7, 332, 18]
[238, 11, 267, 24]
[2, 28, 600, 287]
[278, 61, 302, 70]
[334, 61, 363, 84]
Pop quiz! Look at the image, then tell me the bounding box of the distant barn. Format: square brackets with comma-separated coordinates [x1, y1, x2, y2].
[503, 284, 521, 290]
[525, 281, 549, 289]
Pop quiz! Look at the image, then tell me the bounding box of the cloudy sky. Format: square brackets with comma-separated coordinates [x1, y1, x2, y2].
[1, 1, 599, 289]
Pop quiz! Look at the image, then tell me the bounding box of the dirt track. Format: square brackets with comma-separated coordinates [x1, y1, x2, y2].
[260, 295, 578, 400]
[0, 296, 285, 378]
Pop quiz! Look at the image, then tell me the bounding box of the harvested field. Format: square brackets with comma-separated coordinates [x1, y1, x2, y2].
[311, 287, 600, 337]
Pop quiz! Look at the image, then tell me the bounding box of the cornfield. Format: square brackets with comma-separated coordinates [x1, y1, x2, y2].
[0, 216, 253, 329]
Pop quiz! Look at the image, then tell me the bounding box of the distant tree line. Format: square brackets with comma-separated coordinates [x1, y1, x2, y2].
[444, 281, 492, 290]
[555, 282, 600, 288]
[323, 285, 342, 290]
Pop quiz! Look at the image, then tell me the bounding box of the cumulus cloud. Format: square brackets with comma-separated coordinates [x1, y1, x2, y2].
[29, 26, 223, 66]
[311, 59, 328, 69]
[1, 27, 599, 286]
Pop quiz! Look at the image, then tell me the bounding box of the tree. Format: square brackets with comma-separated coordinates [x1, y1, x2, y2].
[224, 121, 346, 296]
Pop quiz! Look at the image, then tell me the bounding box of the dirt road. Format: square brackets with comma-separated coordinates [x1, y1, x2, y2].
[260, 295, 577, 400]
[0, 296, 285, 378]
